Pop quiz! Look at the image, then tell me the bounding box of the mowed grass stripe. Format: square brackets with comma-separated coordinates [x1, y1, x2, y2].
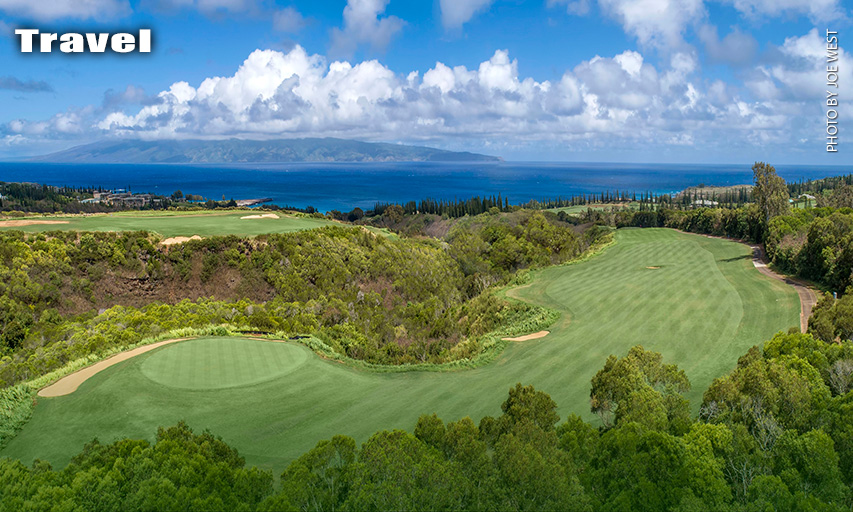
[1, 229, 799, 473]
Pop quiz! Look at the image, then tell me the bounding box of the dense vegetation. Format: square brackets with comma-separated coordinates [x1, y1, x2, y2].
[0, 211, 605, 387]
[2, 334, 850, 511]
[0, 183, 116, 214]
[789, 173, 853, 201]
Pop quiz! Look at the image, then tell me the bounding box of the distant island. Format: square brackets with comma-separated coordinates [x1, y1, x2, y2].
[28, 138, 502, 164]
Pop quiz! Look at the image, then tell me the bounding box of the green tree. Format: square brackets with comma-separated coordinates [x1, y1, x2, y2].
[278, 435, 357, 512]
[752, 162, 789, 227]
[590, 346, 691, 432]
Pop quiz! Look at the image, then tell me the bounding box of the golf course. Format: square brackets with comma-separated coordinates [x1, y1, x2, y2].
[0, 210, 335, 238]
[0, 228, 800, 473]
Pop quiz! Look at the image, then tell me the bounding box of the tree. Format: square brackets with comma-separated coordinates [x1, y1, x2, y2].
[752, 162, 789, 226]
[590, 346, 691, 432]
[278, 435, 357, 511]
[818, 184, 853, 209]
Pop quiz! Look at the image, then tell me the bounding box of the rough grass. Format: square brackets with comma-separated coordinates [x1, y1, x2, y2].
[0, 210, 334, 238]
[0, 229, 799, 475]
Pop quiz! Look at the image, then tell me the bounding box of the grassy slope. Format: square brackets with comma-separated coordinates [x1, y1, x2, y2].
[0, 229, 799, 474]
[0, 211, 334, 238]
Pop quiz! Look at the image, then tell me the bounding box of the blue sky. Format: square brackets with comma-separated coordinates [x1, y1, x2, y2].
[0, 0, 850, 163]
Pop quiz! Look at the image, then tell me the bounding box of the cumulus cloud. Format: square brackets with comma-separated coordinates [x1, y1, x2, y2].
[78, 45, 722, 149]
[753, 28, 852, 102]
[3, 32, 833, 158]
[273, 6, 306, 33]
[440, 0, 494, 29]
[102, 85, 158, 109]
[0, 0, 130, 21]
[597, 0, 705, 47]
[0, 76, 54, 93]
[330, 0, 405, 56]
[698, 25, 758, 66]
[5, 108, 93, 139]
[720, 0, 846, 24]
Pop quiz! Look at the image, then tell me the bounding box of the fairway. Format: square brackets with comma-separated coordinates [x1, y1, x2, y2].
[1, 229, 800, 473]
[0, 210, 334, 238]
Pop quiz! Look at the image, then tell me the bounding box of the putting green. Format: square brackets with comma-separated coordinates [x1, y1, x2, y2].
[1, 229, 800, 474]
[140, 338, 308, 390]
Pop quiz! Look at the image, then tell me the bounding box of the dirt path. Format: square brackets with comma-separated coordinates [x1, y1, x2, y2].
[747, 244, 817, 333]
[38, 338, 193, 398]
[502, 331, 550, 342]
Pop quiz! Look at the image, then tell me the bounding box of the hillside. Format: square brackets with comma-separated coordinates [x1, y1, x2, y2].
[29, 138, 502, 164]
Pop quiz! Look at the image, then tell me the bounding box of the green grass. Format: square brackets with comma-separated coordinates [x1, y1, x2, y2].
[547, 202, 646, 215]
[0, 229, 799, 474]
[0, 210, 334, 238]
[140, 338, 309, 390]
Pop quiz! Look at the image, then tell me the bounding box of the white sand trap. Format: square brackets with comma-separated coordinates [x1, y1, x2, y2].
[241, 213, 280, 220]
[38, 338, 193, 397]
[160, 235, 202, 246]
[502, 331, 550, 342]
[0, 219, 70, 227]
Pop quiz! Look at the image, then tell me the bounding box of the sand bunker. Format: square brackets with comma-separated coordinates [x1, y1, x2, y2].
[160, 235, 202, 246]
[0, 219, 70, 227]
[502, 331, 550, 342]
[38, 338, 193, 397]
[241, 213, 280, 220]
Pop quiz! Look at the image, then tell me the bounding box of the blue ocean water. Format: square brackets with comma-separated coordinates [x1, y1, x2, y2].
[0, 161, 849, 212]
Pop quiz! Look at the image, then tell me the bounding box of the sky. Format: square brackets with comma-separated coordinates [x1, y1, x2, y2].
[0, 0, 850, 163]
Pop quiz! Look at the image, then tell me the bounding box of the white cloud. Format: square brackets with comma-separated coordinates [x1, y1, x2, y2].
[330, 0, 405, 56]
[697, 25, 758, 66]
[757, 28, 852, 101]
[0, 0, 130, 21]
[273, 7, 306, 33]
[82, 45, 712, 146]
[720, 0, 845, 24]
[7, 108, 93, 137]
[3, 34, 834, 159]
[597, 0, 705, 47]
[439, 0, 494, 29]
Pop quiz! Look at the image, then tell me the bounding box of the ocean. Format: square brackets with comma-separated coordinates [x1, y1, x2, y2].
[0, 161, 849, 212]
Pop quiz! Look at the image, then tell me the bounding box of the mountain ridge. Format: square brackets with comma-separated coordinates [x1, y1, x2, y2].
[29, 138, 502, 164]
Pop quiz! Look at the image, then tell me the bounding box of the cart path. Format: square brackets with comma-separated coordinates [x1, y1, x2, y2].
[38, 338, 193, 397]
[749, 245, 818, 333]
